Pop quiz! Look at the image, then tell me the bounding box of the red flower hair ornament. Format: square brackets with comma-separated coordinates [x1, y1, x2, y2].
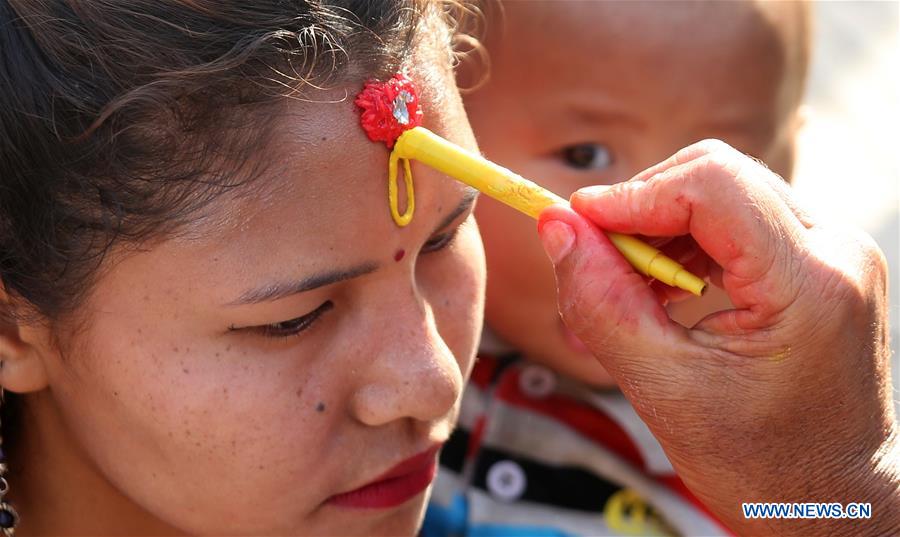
[355, 73, 423, 149]
[355, 73, 423, 226]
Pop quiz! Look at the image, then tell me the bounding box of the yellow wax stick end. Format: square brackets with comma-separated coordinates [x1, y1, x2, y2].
[393, 127, 707, 296]
[675, 270, 708, 297]
[607, 233, 706, 296]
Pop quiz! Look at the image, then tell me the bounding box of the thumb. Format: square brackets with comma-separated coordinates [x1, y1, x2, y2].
[537, 205, 689, 371]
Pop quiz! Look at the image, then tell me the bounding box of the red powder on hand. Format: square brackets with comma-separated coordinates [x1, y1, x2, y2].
[355, 74, 422, 148]
[394, 249, 405, 262]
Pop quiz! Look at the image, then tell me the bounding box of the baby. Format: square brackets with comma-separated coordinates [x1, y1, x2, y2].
[425, 1, 810, 535]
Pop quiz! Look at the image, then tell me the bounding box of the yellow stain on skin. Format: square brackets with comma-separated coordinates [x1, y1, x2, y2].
[771, 345, 792, 362]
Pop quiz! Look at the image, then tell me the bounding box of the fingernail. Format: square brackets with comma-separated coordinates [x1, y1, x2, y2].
[572, 184, 612, 201]
[539, 220, 575, 265]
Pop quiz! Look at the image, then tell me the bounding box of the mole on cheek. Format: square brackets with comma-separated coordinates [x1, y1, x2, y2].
[315, 402, 326, 413]
[394, 249, 405, 262]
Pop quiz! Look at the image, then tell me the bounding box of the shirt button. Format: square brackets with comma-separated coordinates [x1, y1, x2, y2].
[486, 460, 527, 502]
[519, 365, 556, 398]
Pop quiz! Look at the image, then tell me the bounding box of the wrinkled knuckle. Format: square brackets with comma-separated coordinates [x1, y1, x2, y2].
[708, 146, 744, 173]
[828, 268, 876, 328]
[558, 295, 600, 346]
[857, 232, 889, 299]
[858, 231, 888, 276]
[557, 282, 587, 325]
[692, 138, 734, 156]
[557, 293, 579, 324]
[742, 152, 772, 173]
[563, 276, 613, 328]
[567, 282, 601, 321]
[691, 153, 738, 191]
[811, 230, 887, 326]
[831, 227, 889, 291]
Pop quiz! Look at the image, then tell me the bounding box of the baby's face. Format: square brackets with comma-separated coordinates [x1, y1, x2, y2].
[468, 0, 802, 386]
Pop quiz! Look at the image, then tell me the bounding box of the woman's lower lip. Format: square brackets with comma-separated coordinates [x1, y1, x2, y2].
[327, 446, 439, 509]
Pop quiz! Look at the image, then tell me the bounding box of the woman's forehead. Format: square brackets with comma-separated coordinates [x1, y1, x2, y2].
[115, 91, 467, 288]
[184, 81, 455, 225]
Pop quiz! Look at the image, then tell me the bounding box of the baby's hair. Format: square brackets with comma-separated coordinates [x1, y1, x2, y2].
[0, 0, 470, 324]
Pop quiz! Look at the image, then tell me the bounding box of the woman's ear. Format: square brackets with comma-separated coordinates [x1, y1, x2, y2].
[0, 287, 49, 394]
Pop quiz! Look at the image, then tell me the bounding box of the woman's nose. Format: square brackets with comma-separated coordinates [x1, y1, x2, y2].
[350, 301, 463, 427]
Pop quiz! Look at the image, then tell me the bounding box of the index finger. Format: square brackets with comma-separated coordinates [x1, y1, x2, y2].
[570, 142, 808, 322]
[629, 140, 815, 228]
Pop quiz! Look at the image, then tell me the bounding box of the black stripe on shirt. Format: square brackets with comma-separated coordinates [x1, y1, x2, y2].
[441, 428, 622, 512]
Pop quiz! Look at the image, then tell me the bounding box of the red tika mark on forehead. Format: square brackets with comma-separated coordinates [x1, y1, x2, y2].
[355, 73, 423, 149]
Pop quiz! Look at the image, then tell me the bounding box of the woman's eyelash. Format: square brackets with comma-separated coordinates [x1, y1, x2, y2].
[228, 227, 461, 340]
[234, 300, 334, 339]
[422, 226, 460, 254]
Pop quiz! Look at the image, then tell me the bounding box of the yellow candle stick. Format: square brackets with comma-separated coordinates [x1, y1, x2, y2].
[392, 126, 707, 297]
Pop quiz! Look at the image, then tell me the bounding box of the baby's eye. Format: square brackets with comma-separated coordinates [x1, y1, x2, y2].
[233, 300, 334, 339]
[421, 226, 460, 254]
[561, 143, 614, 170]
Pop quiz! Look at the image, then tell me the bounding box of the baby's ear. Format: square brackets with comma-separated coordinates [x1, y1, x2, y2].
[777, 104, 810, 186]
[794, 104, 810, 133]
[0, 286, 49, 394]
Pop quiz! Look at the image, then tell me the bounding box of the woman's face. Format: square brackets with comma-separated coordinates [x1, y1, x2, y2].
[24, 67, 485, 534]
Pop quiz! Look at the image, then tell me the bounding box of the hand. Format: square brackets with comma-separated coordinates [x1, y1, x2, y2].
[537, 140, 899, 535]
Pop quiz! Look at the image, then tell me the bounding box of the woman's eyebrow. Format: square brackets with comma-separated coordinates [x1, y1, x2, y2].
[226, 263, 378, 306]
[434, 187, 478, 233]
[226, 189, 476, 307]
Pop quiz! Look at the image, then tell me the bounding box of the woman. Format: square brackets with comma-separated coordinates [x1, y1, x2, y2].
[1, 1, 484, 534]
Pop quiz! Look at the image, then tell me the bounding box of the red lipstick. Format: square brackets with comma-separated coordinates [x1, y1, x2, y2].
[327, 445, 440, 509]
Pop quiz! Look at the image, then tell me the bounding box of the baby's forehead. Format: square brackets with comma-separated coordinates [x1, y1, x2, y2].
[497, 1, 807, 73]
[488, 1, 808, 115]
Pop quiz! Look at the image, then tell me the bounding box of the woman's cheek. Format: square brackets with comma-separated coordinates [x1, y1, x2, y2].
[429, 218, 485, 377]
[62, 328, 338, 530]
[461, 217, 486, 323]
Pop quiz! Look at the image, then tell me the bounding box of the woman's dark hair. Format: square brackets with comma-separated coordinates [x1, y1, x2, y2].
[0, 0, 457, 322]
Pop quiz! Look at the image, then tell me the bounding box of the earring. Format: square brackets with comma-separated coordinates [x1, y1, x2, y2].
[0, 386, 19, 535]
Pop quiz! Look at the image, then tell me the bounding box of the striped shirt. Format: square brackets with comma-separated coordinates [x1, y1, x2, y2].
[423, 354, 731, 537]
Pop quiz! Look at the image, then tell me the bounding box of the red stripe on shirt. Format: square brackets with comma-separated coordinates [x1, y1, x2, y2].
[493, 368, 646, 470]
